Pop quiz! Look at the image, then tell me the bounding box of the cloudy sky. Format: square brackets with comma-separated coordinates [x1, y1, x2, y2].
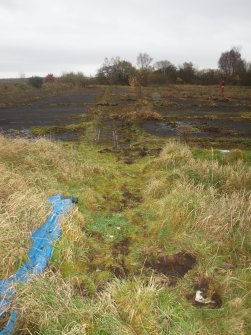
[0, 0, 250, 78]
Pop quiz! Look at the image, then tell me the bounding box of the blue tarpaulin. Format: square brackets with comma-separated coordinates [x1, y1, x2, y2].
[0, 194, 77, 335]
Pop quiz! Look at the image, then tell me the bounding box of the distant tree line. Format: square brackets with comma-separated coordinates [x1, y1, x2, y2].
[95, 48, 251, 86]
[28, 47, 251, 88]
[28, 72, 92, 89]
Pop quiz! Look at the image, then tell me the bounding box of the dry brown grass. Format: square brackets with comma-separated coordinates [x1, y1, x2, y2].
[108, 104, 162, 122]
[15, 274, 167, 335]
[1, 135, 250, 334]
[123, 107, 162, 121]
[15, 272, 92, 334]
[141, 141, 251, 256]
[0, 134, 117, 278]
[0, 163, 50, 277]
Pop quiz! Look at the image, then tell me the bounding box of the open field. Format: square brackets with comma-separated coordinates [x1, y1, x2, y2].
[0, 83, 251, 334]
[0, 83, 251, 147]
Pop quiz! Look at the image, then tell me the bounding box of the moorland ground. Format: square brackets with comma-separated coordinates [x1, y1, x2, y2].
[0, 83, 251, 147]
[0, 82, 250, 334]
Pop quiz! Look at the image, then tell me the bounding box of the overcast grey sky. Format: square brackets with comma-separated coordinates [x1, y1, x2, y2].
[0, 0, 250, 78]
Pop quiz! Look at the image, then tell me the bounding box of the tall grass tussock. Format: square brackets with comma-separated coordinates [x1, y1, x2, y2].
[0, 135, 250, 334]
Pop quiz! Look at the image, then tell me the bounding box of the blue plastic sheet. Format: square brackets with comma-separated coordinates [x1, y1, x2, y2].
[0, 194, 77, 335]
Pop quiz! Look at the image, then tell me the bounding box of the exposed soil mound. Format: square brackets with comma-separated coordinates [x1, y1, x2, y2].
[112, 237, 131, 257]
[146, 251, 196, 278]
[109, 262, 128, 278]
[120, 189, 141, 209]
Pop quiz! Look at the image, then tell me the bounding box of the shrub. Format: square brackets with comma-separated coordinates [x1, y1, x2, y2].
[59, 72, 87, 87]
[44, 73, 55, 83]
[28, 76, 43, 88]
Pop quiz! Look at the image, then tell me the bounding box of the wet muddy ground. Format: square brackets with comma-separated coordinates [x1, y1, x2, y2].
[139, 94, 251, 139]
[0, 86, 250, 146]
[0, 88, 100, 132]
[145, 251, 196, 278]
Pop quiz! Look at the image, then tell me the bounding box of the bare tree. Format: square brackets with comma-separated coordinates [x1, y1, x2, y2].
[178, 62, 196, 83]
[154, 60, 177, 82]
[96, 57, 136, 85]
[218, 47, 245, 79]
[137, 52, 153, 69]
[155, 60, 173, 74]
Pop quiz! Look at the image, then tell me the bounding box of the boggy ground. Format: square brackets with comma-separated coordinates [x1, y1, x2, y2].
[0, 83, 251, 334]
[0, 85, 100, 139]
[0, 83, 251, 148]
[0, 132, 250, 334]
[89, 85, 251, 149]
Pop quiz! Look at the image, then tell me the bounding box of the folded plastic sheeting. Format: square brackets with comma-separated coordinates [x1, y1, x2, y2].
[0, 194, 77, 335]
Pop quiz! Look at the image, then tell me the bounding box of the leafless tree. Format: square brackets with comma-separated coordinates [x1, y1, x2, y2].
[97, 57, 135, 85]
[218, 47, 245, 79]
[137, 52, 153, 69]
[154, 60, 172, 73]
[178, 62, 196, 83]
[154, 60, 177, 82]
